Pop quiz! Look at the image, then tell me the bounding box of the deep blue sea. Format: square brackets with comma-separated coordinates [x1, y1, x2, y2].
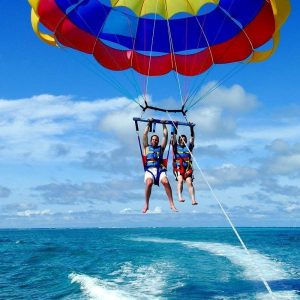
[1, 228, 299, 299]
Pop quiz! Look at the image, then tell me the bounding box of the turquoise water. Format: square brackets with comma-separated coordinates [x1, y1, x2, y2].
[1, 228, 299, 299]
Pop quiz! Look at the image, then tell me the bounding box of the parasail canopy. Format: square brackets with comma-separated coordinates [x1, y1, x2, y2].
[29, 0, 290, 77]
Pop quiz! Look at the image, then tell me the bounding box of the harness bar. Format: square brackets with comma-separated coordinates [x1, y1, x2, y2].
[133, 117, 195, 128]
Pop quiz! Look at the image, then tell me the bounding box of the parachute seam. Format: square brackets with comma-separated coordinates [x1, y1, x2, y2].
[218, 6, 255, 51]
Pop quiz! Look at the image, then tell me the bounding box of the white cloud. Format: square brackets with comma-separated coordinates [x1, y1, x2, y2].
[203, 163, 258, 189]
[190, 106, 236, 138]
[0, 94, 132, 140]
[265, 154, 300, 175]
[99, 102, 140, 144]
[16, 209, 51, 217]
[187, 83, 259, 139]
[197, 82, 259, 113]
[0, 94, 135, 160]
[1, 86, 300, 227]
[120, 208, 132, 214]
[260, 140, 300, 176]
[0, 86, 262, 161]
[266, 139, 290, 154]
[241, 124, 300, 142]
[34, 180, 142, 205]
[284, 203, 300, 213]
[0, 94, 130, 120]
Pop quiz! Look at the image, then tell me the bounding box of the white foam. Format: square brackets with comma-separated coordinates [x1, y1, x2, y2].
[109, 261, 168, 296]
[182, 241, 299, 299]
[255, 291, 300, 300]
[131, 237, 288, 281]
[184, 241, 289, 281]
[69, 273, 131, 300]
[69, 261, 171, 300]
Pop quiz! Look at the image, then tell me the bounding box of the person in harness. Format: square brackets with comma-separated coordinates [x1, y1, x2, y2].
[172, 124, 198, 205]
[142, 120, 178, 213]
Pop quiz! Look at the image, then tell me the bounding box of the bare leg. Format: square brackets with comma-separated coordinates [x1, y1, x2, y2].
[177, 175, 185, 202]
[161, 177, 178, 212]
[143, 178, 153, 213]
[186, 177, 197, 205]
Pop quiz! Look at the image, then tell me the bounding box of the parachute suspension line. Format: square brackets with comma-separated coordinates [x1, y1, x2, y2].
[52, 4, 134, 100]
[187, 61, 248, 111]
[61, 2, 142, 105]
[163, 0, 185, 108]
[59, 47, 132, 100]
[140, 107, 146, 119]
[90, 5, 143, 104]
[186, 1, 259, 111]
[184, 0, 240, 109]
[144, 0, 160, 107]
[183, 1, 238, 109]
[165, 111, 276, 300]
[181, 10, 190, 104]
[123, 10, 146, 101]
[182, 12, 216, 109]
[129, 9, 154, 108]
[184, 3, 238, 105]
[186, 1, 262, 106]
[180, 2, 215, 109]
[90, 5, 144, 105]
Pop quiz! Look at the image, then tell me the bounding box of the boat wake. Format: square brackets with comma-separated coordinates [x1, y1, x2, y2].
[131, 237, 299, 300]
[69, 261, 178, 300]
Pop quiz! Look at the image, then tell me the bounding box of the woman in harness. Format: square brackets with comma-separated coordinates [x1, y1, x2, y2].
[143, 120, 178, 213]
[172, 125, 198, 205]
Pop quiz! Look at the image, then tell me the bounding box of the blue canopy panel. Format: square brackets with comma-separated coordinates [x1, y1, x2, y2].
[55, 0, 111, 36]
[219, 0, 264, 26]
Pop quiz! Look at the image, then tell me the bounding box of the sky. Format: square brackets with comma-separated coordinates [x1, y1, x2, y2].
[0, 0, 299, 228]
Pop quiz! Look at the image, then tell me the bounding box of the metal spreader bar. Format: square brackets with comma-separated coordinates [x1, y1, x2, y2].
[133, 117, 194, 134]
[133, 117, 194, 127]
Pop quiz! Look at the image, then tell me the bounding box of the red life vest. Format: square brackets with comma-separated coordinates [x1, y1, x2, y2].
[173, 144, 193, 180]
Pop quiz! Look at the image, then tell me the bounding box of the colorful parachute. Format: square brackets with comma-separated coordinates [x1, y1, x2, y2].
[29, 0, 290, 77]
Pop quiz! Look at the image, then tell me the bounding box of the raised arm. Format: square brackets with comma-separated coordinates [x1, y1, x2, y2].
[143, 121, 151, 151]
[189, 124, 195, 150]
[171, 121, 178, 147]
[171, 132, 177, 147]
[161, 123, 168, 152]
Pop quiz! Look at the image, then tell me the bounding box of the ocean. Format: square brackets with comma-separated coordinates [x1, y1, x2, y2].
[1, 228, 299, 299]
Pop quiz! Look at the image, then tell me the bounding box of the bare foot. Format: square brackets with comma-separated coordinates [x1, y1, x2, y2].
[170, 206, 178, 212]
[178, 199, 185, 202]
[192, 201, 198, 205]
[142, 206, 149, 213]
